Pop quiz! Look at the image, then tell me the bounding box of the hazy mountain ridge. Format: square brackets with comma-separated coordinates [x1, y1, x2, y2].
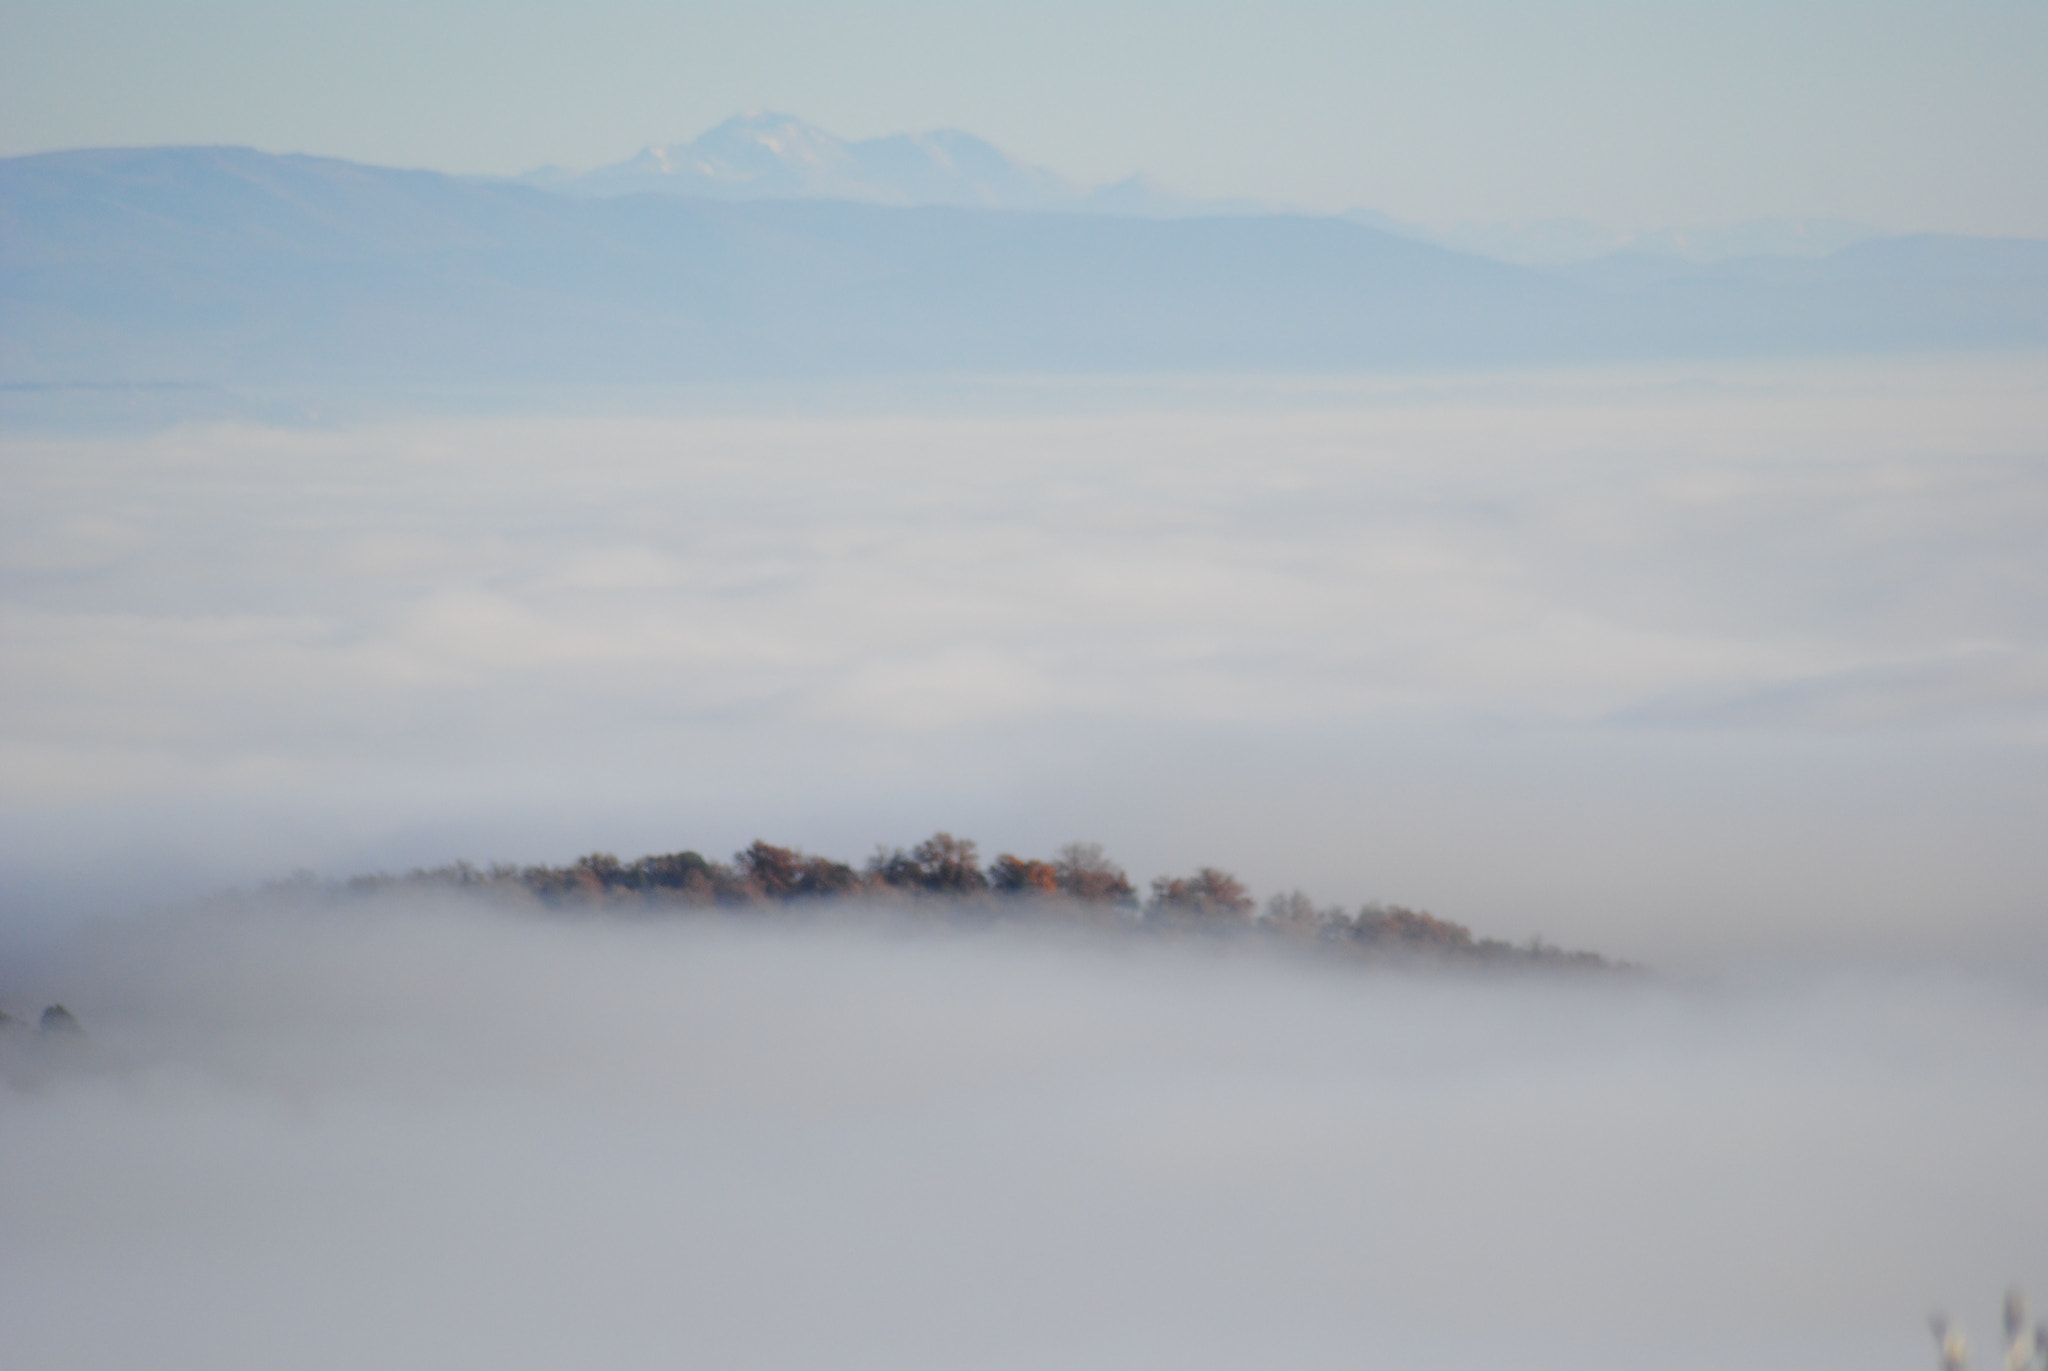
[534, 114, 1883, 263]
[1416, 214, 1887, 266]
[5, 144, 2046, 390]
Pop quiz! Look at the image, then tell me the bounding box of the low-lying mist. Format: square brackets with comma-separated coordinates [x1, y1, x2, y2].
[5, 358, 2047, 975]
[3, 890, 2041, 1370]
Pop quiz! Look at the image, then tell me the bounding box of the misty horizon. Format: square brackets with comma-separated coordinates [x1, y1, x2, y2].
[10, 145, 2045, 398]
[0, 112, 1973, 264]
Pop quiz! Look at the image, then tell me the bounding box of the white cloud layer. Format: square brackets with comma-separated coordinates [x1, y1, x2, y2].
[2, 358, 2046, 971]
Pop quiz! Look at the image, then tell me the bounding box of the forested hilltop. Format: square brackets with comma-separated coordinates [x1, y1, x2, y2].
[319, 832, 1622, 972]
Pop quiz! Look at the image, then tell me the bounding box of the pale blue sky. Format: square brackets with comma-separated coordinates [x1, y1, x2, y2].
[3, 1, 2046, 234]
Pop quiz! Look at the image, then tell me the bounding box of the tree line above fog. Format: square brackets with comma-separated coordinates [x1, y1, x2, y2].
[330, 832, 1620, 971]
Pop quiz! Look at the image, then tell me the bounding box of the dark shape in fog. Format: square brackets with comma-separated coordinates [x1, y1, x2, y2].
[311, 831, 1619, 970]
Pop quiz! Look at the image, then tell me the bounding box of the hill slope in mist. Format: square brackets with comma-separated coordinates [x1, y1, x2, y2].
[6, 146, 2047, 389]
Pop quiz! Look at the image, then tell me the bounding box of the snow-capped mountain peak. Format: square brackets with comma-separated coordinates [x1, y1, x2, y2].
[544, 112, 1080, 210]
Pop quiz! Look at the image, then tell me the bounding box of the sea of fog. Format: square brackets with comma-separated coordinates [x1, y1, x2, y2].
[3, 893, 2043, 1371]
[4, 358, 2045, 974]
[4, 357, 2046, 1369]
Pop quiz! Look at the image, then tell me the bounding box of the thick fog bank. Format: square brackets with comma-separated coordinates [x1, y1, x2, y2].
[3, 358, 2046, 974]
[2, 894, 2042, 1371]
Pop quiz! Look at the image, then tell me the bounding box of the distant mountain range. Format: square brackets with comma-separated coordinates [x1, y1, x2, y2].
[523, 113, 1884, 265]
[1416, 215, 1887, 267]
[3, 143, 2044, 390]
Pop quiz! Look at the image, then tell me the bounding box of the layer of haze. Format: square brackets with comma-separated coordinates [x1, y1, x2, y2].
[3, 894, 2043, 1370]
[4, 358, 2046, 976]
[4, 1, 2047, 234]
